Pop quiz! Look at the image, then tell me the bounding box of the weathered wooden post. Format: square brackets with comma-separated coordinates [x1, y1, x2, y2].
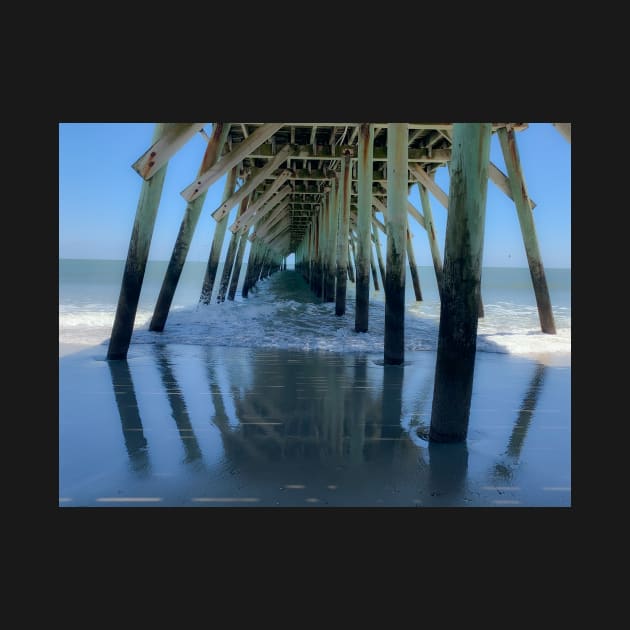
[355, 123, 374, 332]
[313, 213, 323, 297]
[406, 222, 423, 301]
[372, 219, 386, 290]
[335, 152, 352, 316]
[370, 247, 380, 291]
[217, 194, 250, 302]
[417, 182, 444, 300]
[384, 123, 408, 364]
[199, 166, 238, 304]
[107, 123, 170, 360]
[227, 227, 250, 301]
[324, 180, 337, 302]
[429, 123, 492, 443]
[150, 123, 230, 331]
[498, 127, 556, 334]
[242, 239, 261, 297]
[348, 237, 356, 283]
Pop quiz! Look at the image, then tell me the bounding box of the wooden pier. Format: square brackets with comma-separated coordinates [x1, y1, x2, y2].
[108, 122, 570, 442]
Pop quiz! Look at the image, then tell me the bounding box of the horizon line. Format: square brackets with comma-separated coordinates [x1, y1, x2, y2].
[58, 257, 571, 270]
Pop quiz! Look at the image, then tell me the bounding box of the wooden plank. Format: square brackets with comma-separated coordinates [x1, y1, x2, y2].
[237, 142, 450, 162]
[255, 201, 291, 238]
[378, 182, 426, 229]
[261, 219, 291, 244]
[488, 162, 537, 209]
[211, 144, 293, 221]
[181, 122, 285, 202]
[230, 173, 291, 232]
[240, 122, 528, 131]
[250, 201, 291, 240]
[552, 122, 571, 143]
[430, 123, 492, 443]
[230, 171, 292, 232]
[409, 163, 449, 209]
[132, 123, 205, 180]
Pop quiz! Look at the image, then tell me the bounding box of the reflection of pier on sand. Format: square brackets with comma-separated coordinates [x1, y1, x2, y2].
[59, 344, 570, 507]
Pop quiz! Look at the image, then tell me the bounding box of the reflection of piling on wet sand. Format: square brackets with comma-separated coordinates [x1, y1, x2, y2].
[155, 346, 203, 465]
[203, 349, 419, 474]
[108, 360, 150, 474]
[492, 363, 548, 481]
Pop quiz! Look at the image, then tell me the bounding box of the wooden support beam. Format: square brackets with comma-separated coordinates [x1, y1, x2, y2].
[108, 123, 171, 360]
[254, 167, 417, 183]
[230, 170, 292, 233]
[217, 195, 250, 303]
[227, 227, 249, 300]
[233, 187, 291, 235]
[488, 162, 537, 209]
[242, 240, 260, 297]
[212, 144, 292, 221]
[406, 220, 423, 301]
[199, 166, 238, 304]
[348, 235, 357, 283]
[181, 123, 284, 202]
[250, 199, 291, 239]
[335, 153, 352, 316]
[371, 220, 386, 290]
[552, 122, 571, 143]
[355, 123, 374, 333]
[377, 183, 426, 229]
[408, 129, 423, 145]
[384, 124, 408, 364]
[324, 180, 338, 302]
[149, 123, 230, 332]
[417, 182, 444, 300]
[240, 142, 450, 163]
[132, 123, 206, 180]
[257, 216, 291, 243]
[409, 163, 449, 209]
[369, 245, 380, 291]
[429, 123, 492, 443]
[498, 128, 556, 334]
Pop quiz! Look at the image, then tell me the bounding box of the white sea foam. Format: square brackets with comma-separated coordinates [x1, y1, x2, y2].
[59, 273, 571, 357]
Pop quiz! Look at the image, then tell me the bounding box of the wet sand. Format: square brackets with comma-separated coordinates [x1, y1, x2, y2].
[59, 343, 571, 507]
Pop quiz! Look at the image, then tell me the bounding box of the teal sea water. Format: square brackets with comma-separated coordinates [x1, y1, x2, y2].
[59, 259, 571, 358]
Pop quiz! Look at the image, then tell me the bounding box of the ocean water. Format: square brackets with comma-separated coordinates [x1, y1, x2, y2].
[59, 259, 571, 359]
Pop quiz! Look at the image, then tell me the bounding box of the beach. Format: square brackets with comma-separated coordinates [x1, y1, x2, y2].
[59, 263, 571, 507]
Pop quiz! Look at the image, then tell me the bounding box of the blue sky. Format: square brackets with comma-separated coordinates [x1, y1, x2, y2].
[59, 123, 570, 268]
